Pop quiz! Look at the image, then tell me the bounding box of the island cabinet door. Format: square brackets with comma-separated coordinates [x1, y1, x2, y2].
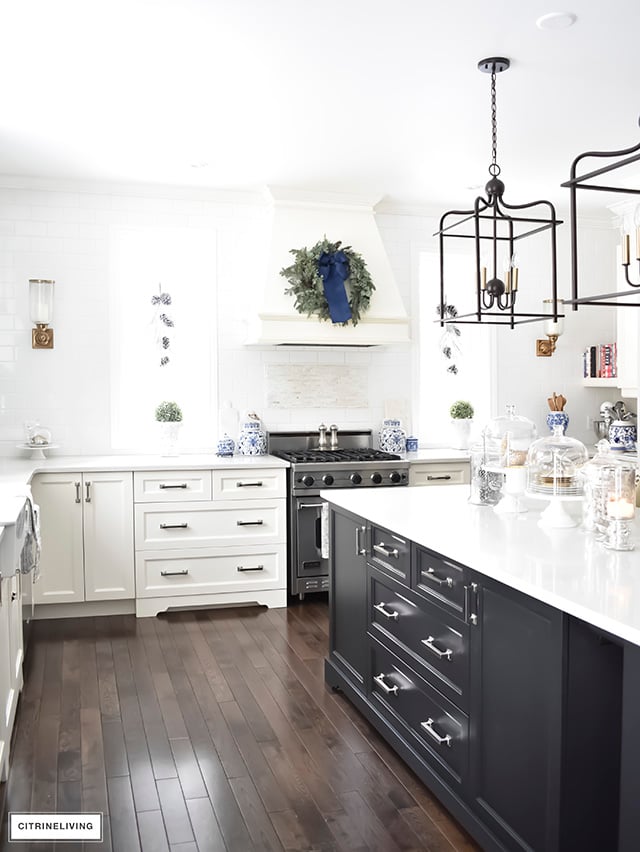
[328, 506, 368, 691]
[467, 573, 565, 852]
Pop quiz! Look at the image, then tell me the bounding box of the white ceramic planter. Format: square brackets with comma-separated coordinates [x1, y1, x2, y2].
[450, 418, 472, 450]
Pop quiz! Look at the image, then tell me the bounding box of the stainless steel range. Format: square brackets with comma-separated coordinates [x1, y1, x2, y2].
[269, 428, 409, 599]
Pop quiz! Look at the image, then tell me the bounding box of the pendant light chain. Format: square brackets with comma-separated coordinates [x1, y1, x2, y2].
[489, 67, 500, 177]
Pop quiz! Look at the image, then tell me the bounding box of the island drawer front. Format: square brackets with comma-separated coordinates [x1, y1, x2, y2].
[134, 499, 285, 550]
[412, 546, 467, 618]
[134, 470, 213, 502]
[409, 462, 470, 487]
[135, 544, 285, 598]
[369, 523, 410, 584]
[369, 570, 470, 711]
[212, 468, 286, 500]
[369, 639, 468, 785]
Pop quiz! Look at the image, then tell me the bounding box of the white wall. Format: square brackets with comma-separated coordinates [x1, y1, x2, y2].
[0, 179, 624, 456]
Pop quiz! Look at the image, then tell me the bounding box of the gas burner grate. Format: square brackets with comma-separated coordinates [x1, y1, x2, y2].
[272, 448, 402, 464]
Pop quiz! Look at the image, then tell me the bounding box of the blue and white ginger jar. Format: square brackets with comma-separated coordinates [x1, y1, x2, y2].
[379, 419, 407, 455]
[216, 434, 235, 457]
[546, 411, 569, 435]
[238, 420, 267, 455]
[608, 420, 637, 452]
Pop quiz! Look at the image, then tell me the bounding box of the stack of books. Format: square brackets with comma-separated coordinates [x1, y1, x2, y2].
[582, 343, 617, 378]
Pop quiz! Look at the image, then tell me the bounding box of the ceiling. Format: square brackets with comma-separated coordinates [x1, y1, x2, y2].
[2, 0, 639, 212]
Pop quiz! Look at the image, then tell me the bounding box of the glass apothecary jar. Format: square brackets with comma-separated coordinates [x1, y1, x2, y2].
[580, 440, 633, 535]
[581, 445, 637, 550]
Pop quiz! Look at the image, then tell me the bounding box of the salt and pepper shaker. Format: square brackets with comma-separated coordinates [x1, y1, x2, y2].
[318, 423, 328, 450]
[329, 424, 339, 450]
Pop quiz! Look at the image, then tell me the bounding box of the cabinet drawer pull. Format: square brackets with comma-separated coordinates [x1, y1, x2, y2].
[236, 481, 263, 488]
[159, 522, 189, 530]
[236, 564, 265, 572]
[374, 602, 399, 621]
[159, 483, 188, 489]
[160, 569, 189, 577]
[420, 718, 452, 747]
[421, 636, 453, 660]
[236, 519, 264, 526]
[85, 481, 92, 503]
[421, 567, 453, 588]
[373, 673, 399, 695]
[373, 542, 399, 559]
[426, 474, 452, 481]
[355, 526, 366, 556]
[75, 481, 81, 504]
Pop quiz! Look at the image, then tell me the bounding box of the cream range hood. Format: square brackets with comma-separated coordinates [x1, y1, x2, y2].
[246, 188, 410, 346]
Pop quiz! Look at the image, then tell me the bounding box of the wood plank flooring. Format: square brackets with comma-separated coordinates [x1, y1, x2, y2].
[0, 600, 480, 852]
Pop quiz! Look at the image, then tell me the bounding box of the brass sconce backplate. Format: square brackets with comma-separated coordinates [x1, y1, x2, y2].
[536, 335, 557, 357]
[32, 325, 54, 349]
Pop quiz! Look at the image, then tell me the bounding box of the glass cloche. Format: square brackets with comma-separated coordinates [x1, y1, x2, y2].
[483, 404, 537, 467]
[526, 426, 589, 496]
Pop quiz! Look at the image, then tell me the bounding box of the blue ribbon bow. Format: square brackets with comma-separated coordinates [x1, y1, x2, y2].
[317, 250, 352, 324]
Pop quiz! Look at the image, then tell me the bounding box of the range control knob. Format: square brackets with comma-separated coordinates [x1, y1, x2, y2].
[350, 472, 362, 485]
[302, 475, 315, 487]
[389, 471, 402, 483]
[370, 472, 383, 485]
[322, 474, 334, 486]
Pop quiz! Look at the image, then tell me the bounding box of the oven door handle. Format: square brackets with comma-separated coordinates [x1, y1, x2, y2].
[297, 503, 324, 509]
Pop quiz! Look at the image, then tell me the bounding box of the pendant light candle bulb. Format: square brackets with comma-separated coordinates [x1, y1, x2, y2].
[622, 233, 631, 266]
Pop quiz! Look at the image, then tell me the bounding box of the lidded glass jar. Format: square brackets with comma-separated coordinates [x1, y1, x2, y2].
[468, 405, 536, 505]
[483, 404, 537, 467]
[526, 426, 589, 496]
[581, 443, 637, 549]
[580, 440, 632, 534]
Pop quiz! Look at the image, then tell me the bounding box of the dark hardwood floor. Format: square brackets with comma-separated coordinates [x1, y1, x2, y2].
[0, 600, 480, 851]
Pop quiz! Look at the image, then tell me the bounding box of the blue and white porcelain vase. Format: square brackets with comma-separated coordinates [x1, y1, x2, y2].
[546, 411, 569, 435]
[379, 419, 407, 455]
[238, 420, 267, 455]
[216, 434, 235, 457]
[608, 420, 637, 451]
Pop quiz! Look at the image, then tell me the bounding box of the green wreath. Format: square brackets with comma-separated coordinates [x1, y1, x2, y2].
[280, 237, 375, 326]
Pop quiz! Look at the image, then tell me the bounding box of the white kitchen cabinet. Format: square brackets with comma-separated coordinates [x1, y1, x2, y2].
[0, 516, 25, 782]
[32, 471, 134, 605]
[134, 467, 287, 617]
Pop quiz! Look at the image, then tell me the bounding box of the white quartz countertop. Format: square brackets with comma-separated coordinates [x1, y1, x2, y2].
[321, 485, 640, 647]
[405, 449, 470, 464]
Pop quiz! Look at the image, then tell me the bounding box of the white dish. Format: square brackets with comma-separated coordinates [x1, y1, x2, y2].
[17, 443, 59, 460]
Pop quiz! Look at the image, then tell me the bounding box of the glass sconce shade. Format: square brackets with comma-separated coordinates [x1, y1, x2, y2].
[29, 279, 54, 324]
[543, 298, 564, 337]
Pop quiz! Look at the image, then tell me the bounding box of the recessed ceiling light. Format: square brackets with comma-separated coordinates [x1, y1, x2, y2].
[536, 11, 577, 30]
[190, 161, 209, 169]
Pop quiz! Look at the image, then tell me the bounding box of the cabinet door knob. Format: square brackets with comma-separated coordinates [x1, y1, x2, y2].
[421, 636, 453, 660]
[374, 602, 400, 621]
[420, 718, 452, 747]
[373, 673, 399, 695]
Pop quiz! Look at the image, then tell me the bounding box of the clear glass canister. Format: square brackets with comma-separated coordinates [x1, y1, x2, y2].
[469, 438, 503, 505]
[580, 440, 634, 535]
[526, 426, 589, 495]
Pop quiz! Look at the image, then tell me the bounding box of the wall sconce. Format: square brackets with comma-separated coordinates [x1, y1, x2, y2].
[29, 278, 55, 349]
[536, 298, 564, 356]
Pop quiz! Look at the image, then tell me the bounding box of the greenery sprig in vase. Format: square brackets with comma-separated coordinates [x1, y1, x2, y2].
[155, 401, 183, 456]
[155, 401, 183, 422]
[449, 400, 474, 450]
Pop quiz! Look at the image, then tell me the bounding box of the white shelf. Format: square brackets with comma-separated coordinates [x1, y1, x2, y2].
[582, 378, 619, 387]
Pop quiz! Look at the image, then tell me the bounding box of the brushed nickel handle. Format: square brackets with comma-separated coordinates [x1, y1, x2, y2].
[426, 474, 452, 481]
[421, 567, 453, 588]
[159, 522, 188, 530]
[373, 542, 399, 559]
[85, 481, 92, 503]
[298, 503, 322, 510]
[160, 569, 189, 577]
[236, 519, 264, 526]
[236, 564, 264, 572]
[373, 673, 399, 695]
[374, 602, 399, 621]
[236, 481, 263, 488]
[421, 636, 453, 660]
[159, 482, 188, 489]
[421, 718, 452, 747]
[75, 481, 81, 504]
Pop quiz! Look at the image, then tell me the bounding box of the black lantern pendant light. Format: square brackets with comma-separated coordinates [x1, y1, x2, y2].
[436, 57, 564, 329]
[561, 121, 640, 308]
